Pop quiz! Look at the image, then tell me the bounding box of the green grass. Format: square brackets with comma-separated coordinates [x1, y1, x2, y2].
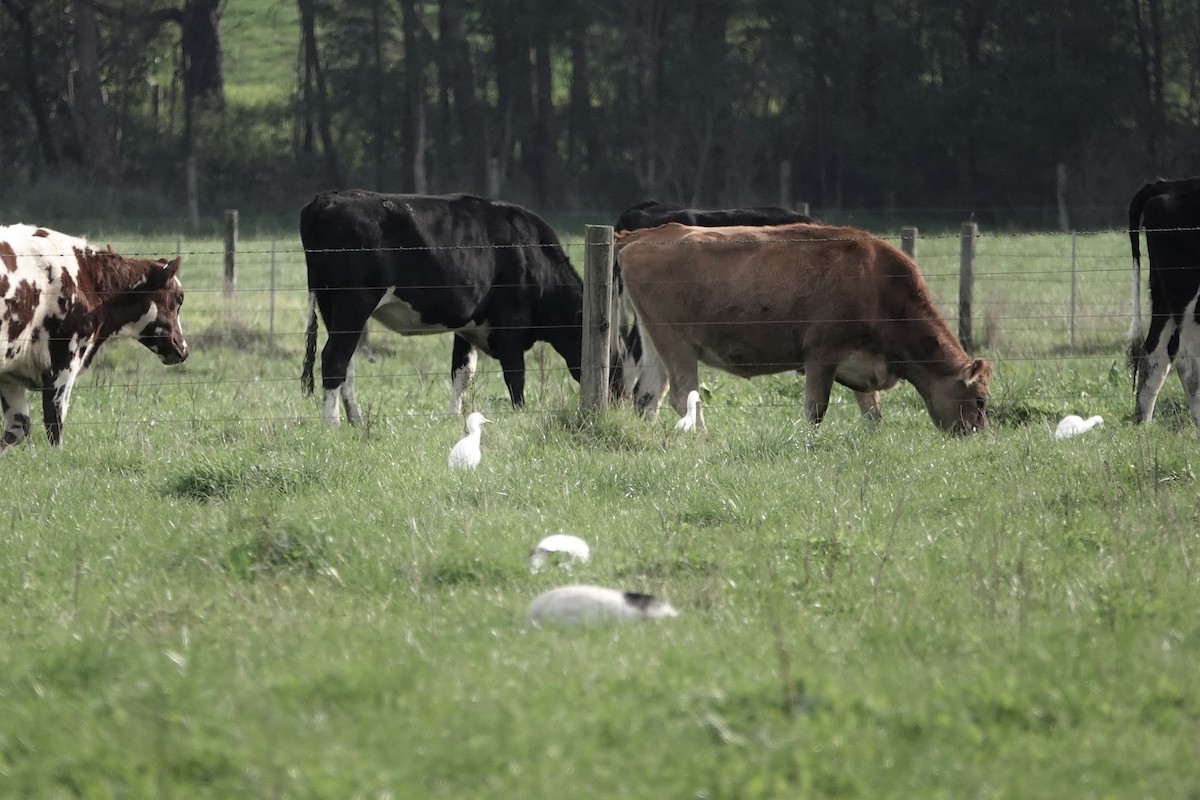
[1, 229, 1198, 798]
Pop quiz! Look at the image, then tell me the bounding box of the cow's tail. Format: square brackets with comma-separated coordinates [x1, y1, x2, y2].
[1126, 180, 1164, 388]
[301, 291, 319, 396]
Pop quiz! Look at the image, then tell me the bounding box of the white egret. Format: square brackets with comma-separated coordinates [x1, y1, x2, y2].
[530, 534, 591, 573]
[527, 585, 679, 626]
[1054, 414, 1104, 440]
[675, 390, 702, 432]
[448, 411, 491, 469]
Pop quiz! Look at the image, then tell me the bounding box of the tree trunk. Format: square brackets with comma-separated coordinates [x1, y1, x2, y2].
[71, 0, 121, 208]
[566, 19, 599, 186]
[531, 9, 554, 206]
[401, 0, 427, 192]
[298, 0, 343, 185]
[1, 0, 59, 168]
[492, 0, 534, 197]
[438, 0, 487, 192]
[181, 0, 223, 105]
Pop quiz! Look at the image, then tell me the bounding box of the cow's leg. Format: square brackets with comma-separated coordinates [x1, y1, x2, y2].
[853, 390, 883, 421]
[320, 330, 365, 427]
[803, 361, 837, 425]
[315, 291, 381, 427]
[41, 368, 80, 446]
[497, 349, 526, 408]
[1174, 312, 1200, 427]
[1134, 315, 1176, 424]
[630, 325, 670, 419]
[449, 335, 478, 414]
[1173, 353, 1200, 427]
[340, 358, 364, 426]
[0, 387, 32, 450]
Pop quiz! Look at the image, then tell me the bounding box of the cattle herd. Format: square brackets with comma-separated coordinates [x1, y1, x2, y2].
[1, 178, 1198, 450]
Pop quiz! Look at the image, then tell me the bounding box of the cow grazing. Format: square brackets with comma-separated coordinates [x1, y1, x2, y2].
[1127, 176, 1200, 426]
[300, 190, 622, 424]
[616, 222, 991, 433]
[0, 224, 188, 449]
[610, 201, 885, 418]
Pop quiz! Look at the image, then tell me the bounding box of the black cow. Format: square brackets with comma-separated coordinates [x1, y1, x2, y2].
[300, 190, 618, 423]
[1128, 176, 1200, 426]
[614, 199, 812, 234]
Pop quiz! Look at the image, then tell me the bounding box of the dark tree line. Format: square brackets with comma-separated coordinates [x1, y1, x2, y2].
[1, 0, 1198, 227]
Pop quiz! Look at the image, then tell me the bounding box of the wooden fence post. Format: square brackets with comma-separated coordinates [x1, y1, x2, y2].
[1069, 230, 1077, 349]
[959, 221, 977, 351]
[581, 224, 614, 412]
[269, 237, 277, 343]
[900, 226, 918, 259]
[223, 209, 238, 297]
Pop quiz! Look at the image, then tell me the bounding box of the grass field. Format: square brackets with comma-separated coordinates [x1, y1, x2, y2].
[1, 228, 1198, 798]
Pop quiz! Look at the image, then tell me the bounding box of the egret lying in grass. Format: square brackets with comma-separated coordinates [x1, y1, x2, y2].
[530, 534, 591, 573]
[527, 585, 679, 626]
[1055, 414, 1103, 440]
[675, 390, 702, 432]
[448, 411, 491, 469]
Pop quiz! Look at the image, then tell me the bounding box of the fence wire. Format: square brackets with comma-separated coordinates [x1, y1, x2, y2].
[5, 225, 1191, 432]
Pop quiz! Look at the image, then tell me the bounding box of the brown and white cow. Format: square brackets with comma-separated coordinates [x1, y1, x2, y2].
[0, 224, 188, 449]
[616, 222, 991, 433]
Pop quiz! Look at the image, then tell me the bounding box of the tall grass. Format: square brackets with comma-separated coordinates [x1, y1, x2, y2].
[0, 229, 1197, 798]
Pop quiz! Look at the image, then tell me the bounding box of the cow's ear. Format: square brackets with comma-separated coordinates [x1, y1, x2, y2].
[964, 358, 991, 386]
[163, 257, 181, 279]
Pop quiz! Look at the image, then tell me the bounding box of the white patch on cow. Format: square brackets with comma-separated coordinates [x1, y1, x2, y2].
[1136, 293, 1200, 425]
[322, 388, 341, 426]
[626, 302, 670, 419]
[449, 347, 478, 414]
[835, 351, 896, 391]
[371, 290, 446, 336]
[119, 302, 158, 337]
[341, 358, 363, 425]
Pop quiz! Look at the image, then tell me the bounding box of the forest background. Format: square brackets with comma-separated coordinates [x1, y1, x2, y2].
[0, 0, 1197, 232]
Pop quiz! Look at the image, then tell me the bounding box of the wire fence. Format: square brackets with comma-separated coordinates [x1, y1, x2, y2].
[5, 223, 1186, 434]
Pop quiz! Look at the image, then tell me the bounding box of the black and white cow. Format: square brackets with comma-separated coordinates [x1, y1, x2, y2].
[300, 190, 622, 423]
[0, 224, 188, 449]
[1128, 176, 1200, 426]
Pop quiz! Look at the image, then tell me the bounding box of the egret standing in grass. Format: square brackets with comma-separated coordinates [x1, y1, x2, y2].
[1054, 414, 1104, 440]
[675, 390, 702, 432]
[527, 585, 679, 626]
[530, 534, 591, 573]
[449, 411, 491, 469]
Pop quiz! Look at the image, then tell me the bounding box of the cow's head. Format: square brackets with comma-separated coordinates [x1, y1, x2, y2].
[103, 257, 189, 365]
[924, 358, 991, 433]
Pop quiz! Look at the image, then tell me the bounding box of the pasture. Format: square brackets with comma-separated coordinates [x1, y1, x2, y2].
[1, 226, 1198, 798]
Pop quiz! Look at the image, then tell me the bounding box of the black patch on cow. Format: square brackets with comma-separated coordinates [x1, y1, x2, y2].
[614, 200, 813, 233]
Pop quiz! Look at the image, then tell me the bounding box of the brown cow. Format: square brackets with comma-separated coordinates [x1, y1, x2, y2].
[616, 222, 991, 433]
[0, 224, 188, 449]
